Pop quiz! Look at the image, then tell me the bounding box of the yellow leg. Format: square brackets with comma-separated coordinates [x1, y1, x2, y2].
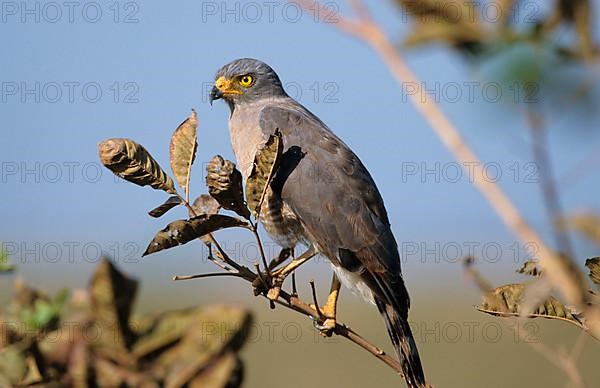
[272, 246, 317, 278]
[268, 248, 293, 271]
[267, 246, 317, 301]
[311, 274, 341, 335]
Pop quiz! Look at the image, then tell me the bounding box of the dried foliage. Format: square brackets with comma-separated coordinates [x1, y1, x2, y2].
[245, 131, 283, 219]
[148, 196, 182, 218]
[478, 283, 582, 325]
[190, 194, 221, 218]
[98, 138, 176, 194]
[465, 256, 599, 341]
[189, 194, 222, 246]
[393, 0, 596, 61]
[143, 215, 249, 256]
[516, 260, 542, 277]
[586, 257, 600, 285]
[169, 109, 198, 198]
[0, 259, 251, 387]
[396, 0, 483, 52]
[206, 155, 250, 219]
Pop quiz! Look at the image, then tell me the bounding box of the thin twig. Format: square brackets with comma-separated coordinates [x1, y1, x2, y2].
[176, 192, 247, 273]
[184, 238, 404, 375]
[297, 0, 600, 338]
[254, 262, 275, 309]
[274, 287, 403, 374]
[173, 272, 244, 281]
[291, 272, 298, 297]
[250, 219, 272, 277]
[309, 280, 324, 320]
[475, 307, 598, 341]
[254, 262, 270, 290]
[206, 254, 233, 272]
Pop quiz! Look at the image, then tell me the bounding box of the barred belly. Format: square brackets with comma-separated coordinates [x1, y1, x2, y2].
[260, 188, 306, 249]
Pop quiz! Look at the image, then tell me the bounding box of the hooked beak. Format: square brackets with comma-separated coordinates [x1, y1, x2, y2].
[209, 76, 242, 106]
[209, 85, 222, 105]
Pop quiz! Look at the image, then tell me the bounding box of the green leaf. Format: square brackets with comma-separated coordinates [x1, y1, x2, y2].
[143, 215, 248, 256]
[585, 257, 600, 285]
[0, 249, 15, 273]
[99, 138, 176, 193]
[516, 260, 542, 277]
[148, 196, 182, 218]
[245, 131, 283, 219]
[169, 110, 198, 198]
[206, 155, 250, 219]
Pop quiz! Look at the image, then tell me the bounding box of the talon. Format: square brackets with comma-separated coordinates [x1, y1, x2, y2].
[314, 318, 336, 337]
[308, 304, 336, 336]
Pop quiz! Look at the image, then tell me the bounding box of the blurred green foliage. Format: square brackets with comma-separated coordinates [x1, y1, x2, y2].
[0, 248, 16, 274]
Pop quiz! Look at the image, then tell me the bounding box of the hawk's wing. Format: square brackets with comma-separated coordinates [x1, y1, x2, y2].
[258, 104, 408, 310]
[259, 105, 428, 385]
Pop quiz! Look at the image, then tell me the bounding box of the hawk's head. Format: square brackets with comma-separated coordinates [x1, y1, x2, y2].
[210, 58, 287, 108]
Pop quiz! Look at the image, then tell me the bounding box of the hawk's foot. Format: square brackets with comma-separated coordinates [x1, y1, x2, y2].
[309, 300, 337, 337]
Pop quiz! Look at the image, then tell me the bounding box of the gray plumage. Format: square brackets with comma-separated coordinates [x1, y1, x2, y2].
[211, 58, 427, 387]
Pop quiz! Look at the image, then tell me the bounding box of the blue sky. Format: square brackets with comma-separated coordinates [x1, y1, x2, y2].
[1, 1, 599, 299]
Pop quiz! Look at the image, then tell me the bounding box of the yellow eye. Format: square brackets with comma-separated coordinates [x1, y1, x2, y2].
[239, 75, 254, 88]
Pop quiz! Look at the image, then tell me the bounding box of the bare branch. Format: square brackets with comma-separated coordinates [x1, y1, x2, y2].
[173, 272, 244, 281]
[184, 236, 405, 375]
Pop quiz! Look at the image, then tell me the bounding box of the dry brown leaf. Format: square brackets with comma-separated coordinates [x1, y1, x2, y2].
[206, 155, 250, 219]
[89, 259, 138, 350]
[161, 305, 251, 388]
[148, 196, 182, 218]
[245, 131, 283, 219]
[516, 260, 542, 277]
[190, 194, 221, 218]
[169, 110, 198, 198]
[99, 138, 176, 193]
[190, 194, 222, 245]
[585, 257, 600, 285]
[143, 215, 248, 256]
[478, 283, 582, 326]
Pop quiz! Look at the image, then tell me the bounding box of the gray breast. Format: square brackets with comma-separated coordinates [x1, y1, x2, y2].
[229, 100, 308, 250]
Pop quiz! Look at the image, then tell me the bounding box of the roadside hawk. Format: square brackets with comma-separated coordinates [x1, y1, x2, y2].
[210, 58, 427, 387]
